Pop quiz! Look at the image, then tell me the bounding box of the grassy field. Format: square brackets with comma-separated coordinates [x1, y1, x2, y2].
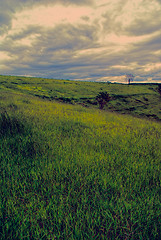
[0, 75, 161, 121]
[0, 75, 161, 239]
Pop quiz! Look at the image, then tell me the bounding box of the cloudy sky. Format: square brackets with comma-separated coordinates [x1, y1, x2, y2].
[0, 0, 161, 83]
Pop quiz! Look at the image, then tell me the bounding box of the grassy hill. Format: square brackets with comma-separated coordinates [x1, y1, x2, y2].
[0, 75, 161, 239]
[0, 75, 161, 121]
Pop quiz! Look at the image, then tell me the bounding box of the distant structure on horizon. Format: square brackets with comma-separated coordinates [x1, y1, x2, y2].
[125, 74, 134, 84]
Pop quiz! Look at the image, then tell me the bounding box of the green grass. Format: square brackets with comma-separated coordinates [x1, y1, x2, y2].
[0, 76, 161, 239]
[0, 75, 161, 121]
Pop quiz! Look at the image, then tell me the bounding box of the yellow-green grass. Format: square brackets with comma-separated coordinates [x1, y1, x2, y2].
[0, 75, 161, 121]
[0, 87, 161, 239]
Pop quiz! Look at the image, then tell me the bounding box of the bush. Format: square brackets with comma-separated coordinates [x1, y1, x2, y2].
[96, 92, 111, 109]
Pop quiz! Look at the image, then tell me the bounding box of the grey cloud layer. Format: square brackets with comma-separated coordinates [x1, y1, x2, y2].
[1, 22, 100, 77]
[1, 0, 161, 82]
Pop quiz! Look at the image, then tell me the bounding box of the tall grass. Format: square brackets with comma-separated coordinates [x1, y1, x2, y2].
[0, 90, 161, 239]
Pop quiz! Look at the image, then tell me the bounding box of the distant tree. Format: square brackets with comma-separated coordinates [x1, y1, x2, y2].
[96, 92, 111, 109]
[125, 74, 134, 84]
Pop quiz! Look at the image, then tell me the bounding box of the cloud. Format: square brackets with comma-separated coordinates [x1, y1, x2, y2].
[0, 0, 94, 34]
[20, 0, 94, 6]
[0, 0, 161, 83]
[0, 22, 100, 78]
[101, 0, 161, 36]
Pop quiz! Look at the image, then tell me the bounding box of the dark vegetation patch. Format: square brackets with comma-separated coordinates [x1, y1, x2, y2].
[0, 111, 24, 137]
[158, 84, 161, 96]
[8, 104, 18, 110]
[144, 114, 160, 121]
[22, 99, 31, 104]
[11, 82, 18, 84]
[34, 94, 51, 100]
[56, 96, 73, 103]
[143, 97, 149, 101]
[0, 109, 45, 163]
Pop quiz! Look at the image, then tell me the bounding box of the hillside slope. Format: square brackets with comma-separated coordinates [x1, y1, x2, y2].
[0, 76, 161, 239]
[0, 75, 161, 121]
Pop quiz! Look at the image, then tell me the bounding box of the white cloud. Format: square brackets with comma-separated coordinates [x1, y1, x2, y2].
[144, 63, 161, 72]
[95, 75, 127, 83]
[11, 5, 94, 32]
[0, 51, 12, 62]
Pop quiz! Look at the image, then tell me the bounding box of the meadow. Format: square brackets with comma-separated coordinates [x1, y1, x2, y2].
[0, 75, 161, 121]
[0, 75, 161, 239]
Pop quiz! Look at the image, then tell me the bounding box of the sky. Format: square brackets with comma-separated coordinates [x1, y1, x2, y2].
[0, 0, 161, 83]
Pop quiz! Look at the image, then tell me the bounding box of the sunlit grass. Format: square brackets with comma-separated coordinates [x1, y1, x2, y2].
[0, 80, 161, 239]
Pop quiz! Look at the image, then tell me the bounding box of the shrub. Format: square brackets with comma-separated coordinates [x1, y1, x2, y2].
[96, 92, 111, 109]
